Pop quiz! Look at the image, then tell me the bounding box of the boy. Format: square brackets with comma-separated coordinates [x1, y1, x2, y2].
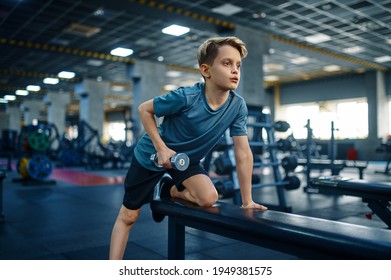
[109, 36, 267, 260]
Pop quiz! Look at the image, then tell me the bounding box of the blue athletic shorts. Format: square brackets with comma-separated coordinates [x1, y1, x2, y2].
[122, 156, 208, 210]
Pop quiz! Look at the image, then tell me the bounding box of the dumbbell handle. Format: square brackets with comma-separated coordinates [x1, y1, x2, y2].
[150, 153, 189, 171]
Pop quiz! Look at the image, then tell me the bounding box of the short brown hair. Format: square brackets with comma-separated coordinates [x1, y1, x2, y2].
[197, 36, 248, 66]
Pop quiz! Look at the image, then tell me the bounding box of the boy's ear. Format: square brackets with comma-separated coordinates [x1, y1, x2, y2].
[199, 64, 210, 78]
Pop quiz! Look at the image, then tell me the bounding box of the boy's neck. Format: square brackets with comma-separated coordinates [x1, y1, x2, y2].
[204, 83, 230, 110]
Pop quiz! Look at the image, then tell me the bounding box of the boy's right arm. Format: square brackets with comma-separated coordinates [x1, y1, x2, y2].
[137, 99, 176, 168]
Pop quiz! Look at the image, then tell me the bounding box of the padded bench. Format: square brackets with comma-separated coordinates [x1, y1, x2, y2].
[150, 198, 391, 260]
[0, 170, 5, 223]
[310, 176, 391, 228]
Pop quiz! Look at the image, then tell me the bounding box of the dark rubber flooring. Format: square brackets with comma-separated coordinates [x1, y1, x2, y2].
[0, 160, 389, 260]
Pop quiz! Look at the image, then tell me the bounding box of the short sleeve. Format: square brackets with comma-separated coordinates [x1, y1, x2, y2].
[230, 100, 248, 137]
[153, 88, 187, 117]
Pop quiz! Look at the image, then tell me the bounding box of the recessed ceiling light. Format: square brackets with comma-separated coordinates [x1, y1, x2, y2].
[16, 90, 29, 96]
[263, 64, 284, 72]
[110, 47, 133, 57]
[162, 24, 190, 36]
[43, 77, 59, 84]
[166, 70, 182, 78]
[4, 95, 16, 101]
[58, 71, 76, 79]
[374, 55, 391, 63]
[305, 33, 331, 44]
[323, 65, 341, 72]
[264, 75, 279, 82]
[135, 38, 157, 47]
[163, 84, 177, 91]
[343, 46, 364, 54]
[26, 85, 41, 91]
[212, 4, 243, 16]
[291, 56, 310, 65]
[87, 59, 104, 67]
[157, 56, 164, 62]
[112, 85, 125, 92]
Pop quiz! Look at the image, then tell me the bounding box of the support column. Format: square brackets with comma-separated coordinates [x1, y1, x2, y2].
[44, 91, 70, 136]
[127, 60, 166, 135]
[0, 112, 9, 132]
[376, 71, 389, 138]
[22, 100, 44, 125]
[75, 79, 109, 140]
[234, 25, 270, 107]
[358, 70, 384, 160]
[7, 105, 21, 133]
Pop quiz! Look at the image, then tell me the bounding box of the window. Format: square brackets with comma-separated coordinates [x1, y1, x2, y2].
[107, 122, 126, 142]
[336, 101, 368, 139]
[282, 98, 368, 139]
[285, 104, 319, 139]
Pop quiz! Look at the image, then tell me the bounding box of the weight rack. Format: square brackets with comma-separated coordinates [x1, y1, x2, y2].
[212, 112, 294, 212]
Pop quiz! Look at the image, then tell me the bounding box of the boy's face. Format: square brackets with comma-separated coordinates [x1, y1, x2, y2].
[201, 45, 242, 91]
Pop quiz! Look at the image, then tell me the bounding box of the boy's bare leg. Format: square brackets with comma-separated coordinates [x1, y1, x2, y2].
[170, 174, 218, 207]
[109, 206, 140, 260]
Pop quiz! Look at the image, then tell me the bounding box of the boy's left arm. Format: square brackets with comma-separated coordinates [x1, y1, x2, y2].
[232, 135, 268, 210]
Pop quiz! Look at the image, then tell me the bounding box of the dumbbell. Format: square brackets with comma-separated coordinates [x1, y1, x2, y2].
[150, 153, 190, 171]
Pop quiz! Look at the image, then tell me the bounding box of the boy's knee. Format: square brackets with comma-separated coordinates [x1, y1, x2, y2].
[119, 207, 140, 226]
[197, 189, 218, 207]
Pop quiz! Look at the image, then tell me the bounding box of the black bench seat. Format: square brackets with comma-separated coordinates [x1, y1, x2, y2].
[310, 176, 391, 228]
[150, 198, 391, 260]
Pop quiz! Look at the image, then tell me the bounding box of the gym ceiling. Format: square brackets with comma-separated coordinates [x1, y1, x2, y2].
[0, 0, 390, 112]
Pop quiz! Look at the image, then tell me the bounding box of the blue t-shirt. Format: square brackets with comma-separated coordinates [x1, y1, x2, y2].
[134, 82, 248, 170]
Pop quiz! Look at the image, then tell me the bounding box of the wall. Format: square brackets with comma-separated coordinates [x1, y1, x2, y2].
[280, 73, 366, 105]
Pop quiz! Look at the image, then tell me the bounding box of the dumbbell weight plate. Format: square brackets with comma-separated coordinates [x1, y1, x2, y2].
[170, 153, 189, 171]
[283, 175, 301, 190]
[151, 153, 189, 171]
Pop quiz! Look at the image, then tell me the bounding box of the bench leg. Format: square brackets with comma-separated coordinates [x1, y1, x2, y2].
[364, 199, 391, 228]
[168, 217, 185, 259]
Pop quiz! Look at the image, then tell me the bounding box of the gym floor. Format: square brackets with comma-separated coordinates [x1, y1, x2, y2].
[0, 159, 389, 260]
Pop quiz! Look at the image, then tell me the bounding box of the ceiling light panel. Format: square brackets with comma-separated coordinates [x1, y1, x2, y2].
[304, 33, 331, 44]
[110, 47, 133, 57]
[162, 24, 190, 36]
[323, 65, 341, 72]
[16, 90, 29, 96]
[26, 85, 41, 91]
[374, 56, 391, 63]
[87, 59, 104, 67]
[58, 71, 76, 79]
[291, 56, 310, 65]
[211, 4, 243, 16]
[264, 64, 285, 72]
[343, 46, 364, 54]
[4, 95, 16, 101]
[43, 77, 60, 84]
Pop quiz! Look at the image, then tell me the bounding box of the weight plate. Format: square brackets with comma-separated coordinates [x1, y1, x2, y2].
[27, 154, 53, 180]
[28, 130, 50, 152]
